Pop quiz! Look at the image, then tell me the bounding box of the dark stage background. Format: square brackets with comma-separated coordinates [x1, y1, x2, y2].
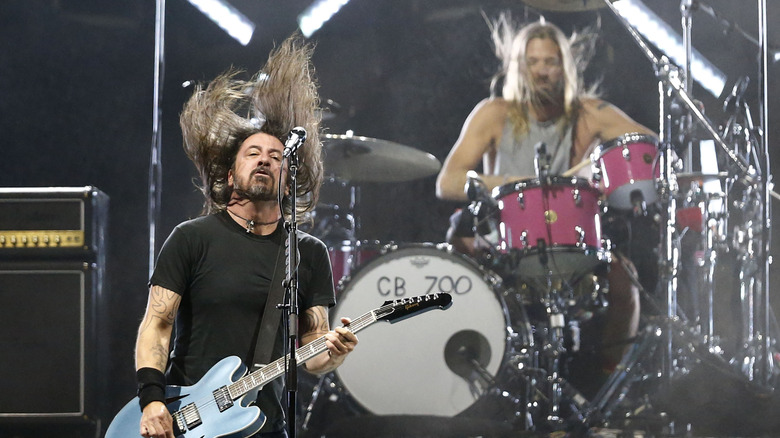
[1, 0, 778, 436]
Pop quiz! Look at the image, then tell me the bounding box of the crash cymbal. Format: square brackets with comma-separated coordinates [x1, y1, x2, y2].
[522, 0, 608, 12]
[323, 133, 441, 183]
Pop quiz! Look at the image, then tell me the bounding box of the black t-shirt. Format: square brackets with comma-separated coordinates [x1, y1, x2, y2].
[150, 210, 335, 433]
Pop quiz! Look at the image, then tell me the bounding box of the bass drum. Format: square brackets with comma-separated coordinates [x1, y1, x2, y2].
[332, 244, 532, 418]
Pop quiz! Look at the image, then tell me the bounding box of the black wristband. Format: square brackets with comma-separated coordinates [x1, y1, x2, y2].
[136, 367, 166, 411]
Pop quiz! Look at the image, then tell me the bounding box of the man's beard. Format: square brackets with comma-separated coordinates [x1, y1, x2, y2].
[232, 171, 278, 202]
[530, 80, 564, 106]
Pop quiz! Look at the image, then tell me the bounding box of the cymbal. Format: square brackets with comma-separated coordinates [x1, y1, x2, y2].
[676, 171, 729, 186]
[522, 0, 608, 12]
[323, 133, 441, 183]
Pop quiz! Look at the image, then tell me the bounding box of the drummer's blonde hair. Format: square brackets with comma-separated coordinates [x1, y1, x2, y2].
[489, 15, 597, 136]
[180, 33, 323, 219]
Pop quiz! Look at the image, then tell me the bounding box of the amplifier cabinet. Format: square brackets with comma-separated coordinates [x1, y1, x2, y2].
[0, 186, 108, 260]
[0, 261, 104, 419]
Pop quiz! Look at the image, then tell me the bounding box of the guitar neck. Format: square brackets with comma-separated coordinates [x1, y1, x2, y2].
[226, 308, 378, 399]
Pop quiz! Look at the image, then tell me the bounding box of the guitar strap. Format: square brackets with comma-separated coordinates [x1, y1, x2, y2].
[251, 222, 288, 370]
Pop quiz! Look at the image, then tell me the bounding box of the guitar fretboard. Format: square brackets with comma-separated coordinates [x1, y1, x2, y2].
[226, 306, 381, 398]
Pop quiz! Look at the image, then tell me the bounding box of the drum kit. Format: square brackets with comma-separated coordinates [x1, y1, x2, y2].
[299, 0, 776, 436]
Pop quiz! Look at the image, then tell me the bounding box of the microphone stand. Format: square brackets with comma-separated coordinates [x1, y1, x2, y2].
[284, 149, 300, 438]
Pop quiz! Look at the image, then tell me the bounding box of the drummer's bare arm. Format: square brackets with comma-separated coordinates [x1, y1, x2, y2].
[568, 99, 657, 169]
[301, 305, 358, 375]
[582, 98, 657, 142]
[436, 98, 520, 201]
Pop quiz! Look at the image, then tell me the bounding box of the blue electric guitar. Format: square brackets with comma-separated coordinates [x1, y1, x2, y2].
[105, 293, 452, 438]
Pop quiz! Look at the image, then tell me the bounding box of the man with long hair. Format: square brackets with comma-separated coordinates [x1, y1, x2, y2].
[436, 17, 655, 376]
[134, 34, 357, 438]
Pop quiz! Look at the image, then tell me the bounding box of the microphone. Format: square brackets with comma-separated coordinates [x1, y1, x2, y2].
[282, 127, 307, 158]
[534, 142, 549, 183]
[722, 76, 749, 113]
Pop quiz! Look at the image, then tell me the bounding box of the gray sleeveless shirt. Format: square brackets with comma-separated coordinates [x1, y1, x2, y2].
[495, 116, 575, 177]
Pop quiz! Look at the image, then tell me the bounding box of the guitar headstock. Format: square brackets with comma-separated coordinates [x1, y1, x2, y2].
[374, 293, 453, 323]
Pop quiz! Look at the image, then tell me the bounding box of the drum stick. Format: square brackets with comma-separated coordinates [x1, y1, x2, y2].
[562, 159, 591, 177]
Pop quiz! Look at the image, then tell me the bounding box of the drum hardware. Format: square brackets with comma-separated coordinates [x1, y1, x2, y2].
[575, 313, 775, 435]
[299, 373, 341, 434]
[629, 190, 648, 217]
[573, 323, 665, 433]
[535, 308, 582, 429]
[533, 141, 551, 186]
[569, 1, 775, 433]
[312, 176, 360, 245]
[717, 69, 777, 384]
[508, 283, 603, 434]
[676, 186, 731, 351]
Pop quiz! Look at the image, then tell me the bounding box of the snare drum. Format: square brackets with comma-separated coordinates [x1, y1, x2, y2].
[591, 133, 660, 210]
[493, 176, 609, 283]
[331, 244, 531, 417]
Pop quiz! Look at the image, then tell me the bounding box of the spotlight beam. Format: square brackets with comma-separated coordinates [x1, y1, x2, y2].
[613, 0, 727, 98]
[297, 0, 351, 38]
[187, 0, 256, 46]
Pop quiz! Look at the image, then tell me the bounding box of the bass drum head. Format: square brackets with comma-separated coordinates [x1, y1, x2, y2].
[332, 244, 511, 417]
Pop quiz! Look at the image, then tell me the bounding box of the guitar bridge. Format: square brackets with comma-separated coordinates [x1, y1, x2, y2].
[173, 402, 202, 433]
[213, 385, 234, 412]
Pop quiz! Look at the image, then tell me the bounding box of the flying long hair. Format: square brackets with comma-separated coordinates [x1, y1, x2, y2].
[180, 33, 323, 219]
[488, 13, 598, 136]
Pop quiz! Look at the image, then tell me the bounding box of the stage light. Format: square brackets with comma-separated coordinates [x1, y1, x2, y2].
[613, 0, 727, 97]
[187, 0, 255, 46]
[298, 0, 351, 38]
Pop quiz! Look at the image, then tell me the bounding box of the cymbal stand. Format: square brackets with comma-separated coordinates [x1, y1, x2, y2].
[680, 0, 695, 173]
[722, 94, 771, 382]
[347, 182, 360, 243]
[699, 192, 726, 352]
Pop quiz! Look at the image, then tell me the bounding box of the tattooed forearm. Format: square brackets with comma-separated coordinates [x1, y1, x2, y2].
[135, 286, 179, 370]
[301, 306, 329, 336]
[151, 343, 169, 370]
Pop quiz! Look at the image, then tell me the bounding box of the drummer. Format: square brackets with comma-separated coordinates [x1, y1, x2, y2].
[435, 17, 656, 372]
